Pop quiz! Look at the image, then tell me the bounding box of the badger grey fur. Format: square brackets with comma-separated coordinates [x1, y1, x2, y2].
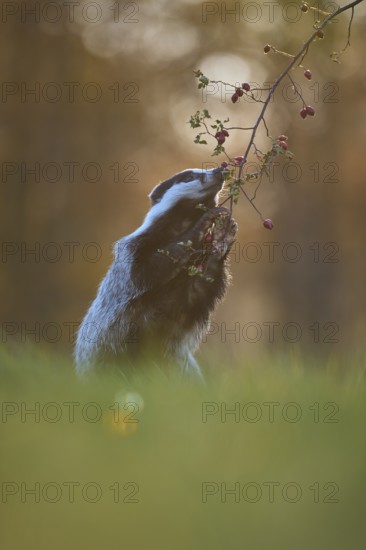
[75, 167, 238, 377]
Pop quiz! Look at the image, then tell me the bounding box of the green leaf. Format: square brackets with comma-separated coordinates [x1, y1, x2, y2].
[212, 144, 225, 156]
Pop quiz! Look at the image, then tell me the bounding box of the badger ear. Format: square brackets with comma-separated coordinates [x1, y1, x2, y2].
[148, 173, 181, 204]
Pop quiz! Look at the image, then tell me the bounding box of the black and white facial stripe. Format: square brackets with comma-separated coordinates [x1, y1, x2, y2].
[131, 168, 224, 238]
[149, 167, 223, 204]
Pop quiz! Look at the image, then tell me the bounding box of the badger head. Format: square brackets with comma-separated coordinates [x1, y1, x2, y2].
[149, 167, 224, 206]
[130, 168, 225, 240]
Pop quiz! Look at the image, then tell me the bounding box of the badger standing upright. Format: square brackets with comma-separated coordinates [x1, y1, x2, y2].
[75, 167, 238, 377]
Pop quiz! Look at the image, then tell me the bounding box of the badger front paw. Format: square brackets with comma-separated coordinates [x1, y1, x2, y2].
[203, 211, 238, 260]
[190, 207, 231, 248]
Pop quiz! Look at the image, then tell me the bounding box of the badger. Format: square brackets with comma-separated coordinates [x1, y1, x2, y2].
[74, 167, 238, 378]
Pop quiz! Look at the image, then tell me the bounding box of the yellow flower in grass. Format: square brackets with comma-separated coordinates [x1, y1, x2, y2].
[104, 410, 138, 435]
[104, 391, 144, 436]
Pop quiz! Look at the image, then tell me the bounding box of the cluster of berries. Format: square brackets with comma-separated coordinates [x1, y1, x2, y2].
[231, 83, 251, 104]
[277, 134, 288, 150]
[208, 38, 320, 231]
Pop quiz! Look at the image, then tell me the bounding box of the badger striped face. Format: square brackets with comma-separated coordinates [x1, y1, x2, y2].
[149, 168, 224, 205]
[129, 168, 224, 239]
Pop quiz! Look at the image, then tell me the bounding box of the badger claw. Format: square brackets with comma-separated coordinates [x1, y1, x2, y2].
[203, 214, 238, 260]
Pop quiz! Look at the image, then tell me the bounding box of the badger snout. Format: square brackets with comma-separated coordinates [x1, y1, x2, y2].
[202, 167, 224, 189]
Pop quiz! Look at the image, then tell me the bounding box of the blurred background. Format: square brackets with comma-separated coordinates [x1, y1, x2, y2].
[1, 0, 366, 364]
[1, 4, 366, 549]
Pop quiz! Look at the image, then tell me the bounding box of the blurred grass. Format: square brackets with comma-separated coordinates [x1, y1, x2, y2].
[0, 346, 365, 550]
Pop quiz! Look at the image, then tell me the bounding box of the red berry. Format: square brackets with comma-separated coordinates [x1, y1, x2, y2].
[304, 69, 312, 80]
[204, 233, 213, 243]
[264, 44, 271, 53]
[196, 263, 204, 271]
[215, 131, 226, 144]
[231, 93, 239, 103]
[242, 83, 251, 92]
[234, 156, 244, 163]
[306, 105, 315, 116]
[278, 134, 288, 142]
[235, 87, 244, 97]
[300, 107, 308, 119]
[263, 219, 274, 230]
[221, 161, 228, 168]
[301, 3, 308, 12]
[222, 129, 229, 137]
[316, 29, 324, 39]
[279, 141, 288, 150]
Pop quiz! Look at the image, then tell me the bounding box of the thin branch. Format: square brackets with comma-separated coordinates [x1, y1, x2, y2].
[239, 187, 264, 220]
[297, 44, 310, 69]
[225, 126, 255, 131]
[287, 72, 306, 106]
[261, 117, 270, 137]
[331, 5, 356, 61]
[237, 0, 365, 179]
[346, 6, 355, 47]
[251, 178, 263, 203]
